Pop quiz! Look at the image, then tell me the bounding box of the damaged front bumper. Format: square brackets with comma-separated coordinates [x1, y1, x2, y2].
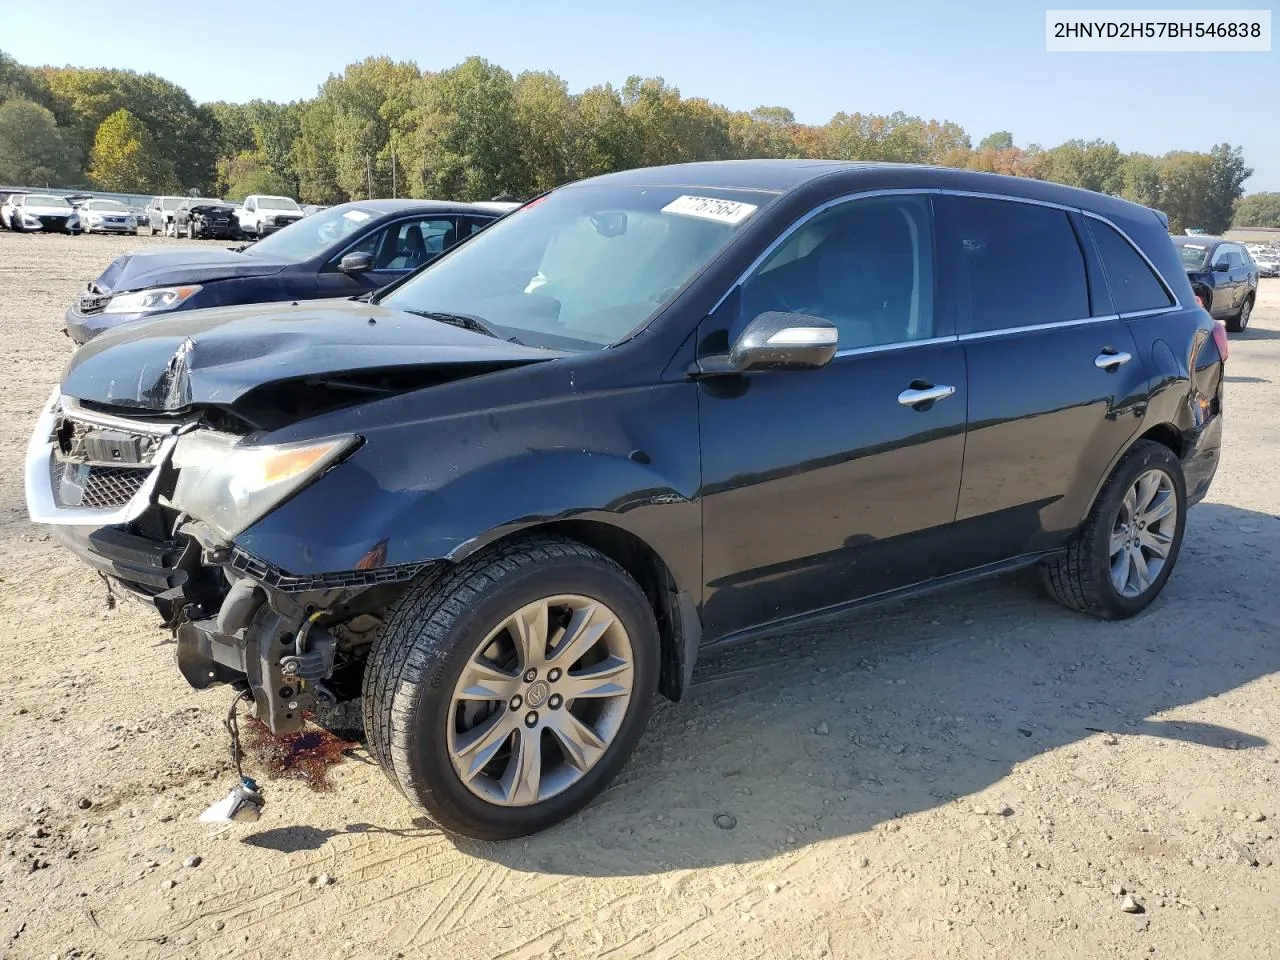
[25, 389, 402, 735]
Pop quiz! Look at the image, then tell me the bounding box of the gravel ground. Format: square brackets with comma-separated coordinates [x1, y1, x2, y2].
[1, 231, 1278, 960]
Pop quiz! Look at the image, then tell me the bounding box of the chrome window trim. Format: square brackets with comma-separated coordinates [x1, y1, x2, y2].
[708, 185, 1187, 352]
[1079, 209, 1181, 310]
[957, 314, 1121, 342]
[833, 335, 956, 359]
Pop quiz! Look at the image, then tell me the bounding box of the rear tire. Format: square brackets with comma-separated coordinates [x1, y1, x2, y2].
[363, 537, 659, 840]
[1226, 295, 1253, 333]
[1040, 440, 1186, 620]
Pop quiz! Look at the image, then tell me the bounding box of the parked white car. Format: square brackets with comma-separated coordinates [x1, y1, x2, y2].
[145, 195, 185, 236]
[236, 195, 304, 237]
[80, 199, 139, 235]
[4, 193, 76, 233]
[1252, 248, 1280, 278]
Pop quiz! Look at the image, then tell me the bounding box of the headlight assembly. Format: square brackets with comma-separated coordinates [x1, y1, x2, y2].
[167, 431, 360, 540]
[103, 285, 202, 314]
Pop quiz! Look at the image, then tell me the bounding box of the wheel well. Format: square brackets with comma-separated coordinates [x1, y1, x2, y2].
[1138, 423, 1183, 459]
[489, 520, 693, 702]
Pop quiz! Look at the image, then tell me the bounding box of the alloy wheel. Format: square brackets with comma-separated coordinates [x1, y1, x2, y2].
[1109, 468, 1177, 598]
[446, 595, 635, 807]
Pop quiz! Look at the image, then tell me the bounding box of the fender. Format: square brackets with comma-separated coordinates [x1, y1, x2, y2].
[233, 377, 704, 601]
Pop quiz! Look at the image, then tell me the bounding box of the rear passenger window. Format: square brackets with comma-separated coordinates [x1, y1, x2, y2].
[1086, 218, 1174, 314]
[935, 195, 1089, 334]
[740, 194, 936, 349]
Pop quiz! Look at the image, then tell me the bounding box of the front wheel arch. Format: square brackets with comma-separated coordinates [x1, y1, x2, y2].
[451, 520, 700, 703]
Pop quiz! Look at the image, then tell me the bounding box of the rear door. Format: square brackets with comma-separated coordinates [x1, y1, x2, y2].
[934, 194, 1152, 571]
[698, 192, 967, 639]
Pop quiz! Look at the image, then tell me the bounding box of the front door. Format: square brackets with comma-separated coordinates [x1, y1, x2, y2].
[316, 216, 461, 297]
[698, 192, 966, 641]
[932, 194, 1150, 570]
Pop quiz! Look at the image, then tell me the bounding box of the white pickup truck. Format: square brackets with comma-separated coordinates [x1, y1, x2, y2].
[236, 195, 304, 238]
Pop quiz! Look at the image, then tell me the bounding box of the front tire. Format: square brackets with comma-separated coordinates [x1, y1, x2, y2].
[1040, 440, 1186, 620]
[363, 537, 659, 840]
[1226, 295, 1253, 333]
[185, 220, 195, 240]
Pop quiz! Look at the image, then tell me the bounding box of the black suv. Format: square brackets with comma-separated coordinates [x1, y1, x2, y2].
[26, 161, 1224, 840]
[1173, 235, 1259, 332]
[173, 197, 241, 241]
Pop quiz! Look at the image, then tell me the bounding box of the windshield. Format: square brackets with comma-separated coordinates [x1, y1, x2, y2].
[259, 197, 300, 211]
[1175, 241, 1210, 270]
[160, 198, 180, 209]
[379, 185, 771, 350]
[27, 195, 70, 208]
[244, 204, 378, 261]
[88, 200, 128, 212]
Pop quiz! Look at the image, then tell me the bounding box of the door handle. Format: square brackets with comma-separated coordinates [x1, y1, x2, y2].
[1094, 350, 1132, 371]
[897, 384, 956, 407]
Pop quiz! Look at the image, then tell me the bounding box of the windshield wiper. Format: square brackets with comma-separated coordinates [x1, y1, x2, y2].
[404, 310, 522, 344]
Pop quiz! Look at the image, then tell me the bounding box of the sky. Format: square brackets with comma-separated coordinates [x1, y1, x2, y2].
[5, 0, 1278, 191]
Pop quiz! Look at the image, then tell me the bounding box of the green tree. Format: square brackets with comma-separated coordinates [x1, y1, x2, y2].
[222, 151, 295, 200]
[42, 67, 217, 190]
[406, 57, 524, 200]
[1233, 192, 1280, 228]
[295, 96, 343, 203]
[978, 131, 1014, 151]
[1041, 138, 1124, 194]
[1158, 152, 1216, 233]
[0, 98, 79, 185]
[87, 108, 176, 192]
[1204, 143, 1252, 234]
[512, 70, 576, 193]
[568, 83, 642, 178]
[1120, 153, 1163, 208]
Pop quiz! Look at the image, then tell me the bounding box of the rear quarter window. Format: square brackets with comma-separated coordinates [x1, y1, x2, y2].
[1086, 218, 1174, 314]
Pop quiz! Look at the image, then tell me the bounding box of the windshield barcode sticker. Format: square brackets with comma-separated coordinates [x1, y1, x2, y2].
[661, 195, 758, 224]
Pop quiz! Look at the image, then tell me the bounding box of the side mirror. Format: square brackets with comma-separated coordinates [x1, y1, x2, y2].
[727, 311, 839, 372]
[339, 251, 373, 275]
[1213, 261, 1230, 273]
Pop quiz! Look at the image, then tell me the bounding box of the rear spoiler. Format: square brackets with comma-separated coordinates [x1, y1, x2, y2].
[1152, 208, 1170, 231]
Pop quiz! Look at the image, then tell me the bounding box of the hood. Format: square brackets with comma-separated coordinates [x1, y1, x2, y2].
[24, 203, 73, 217]
[93, 247, 290, 294]
[60, 298, 567, 418]
[188, 203, 234, 215]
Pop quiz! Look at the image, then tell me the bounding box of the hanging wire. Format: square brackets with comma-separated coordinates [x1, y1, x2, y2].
[224, 689, 253, 781]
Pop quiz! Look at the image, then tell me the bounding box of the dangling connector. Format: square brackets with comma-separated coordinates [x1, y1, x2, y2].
[200, 688, 266, 824]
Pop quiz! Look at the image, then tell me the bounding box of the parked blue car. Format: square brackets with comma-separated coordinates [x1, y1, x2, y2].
[64, 199, 518, 344]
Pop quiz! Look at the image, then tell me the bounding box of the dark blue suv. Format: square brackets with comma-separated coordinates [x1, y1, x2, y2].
[1173, 235, 1259, 332]
[29, 161, 1225, 840]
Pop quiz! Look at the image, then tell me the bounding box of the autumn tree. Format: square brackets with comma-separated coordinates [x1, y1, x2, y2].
[1233, 192, 1280, 228]
[1204, 143, 1252, 234]
[88, 108, 176, 192]
[0, 98, 79, 185]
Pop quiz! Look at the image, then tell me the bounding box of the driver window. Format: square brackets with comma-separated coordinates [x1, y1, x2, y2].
[740, 194, 935, 350]
[339, 218, 458, 270]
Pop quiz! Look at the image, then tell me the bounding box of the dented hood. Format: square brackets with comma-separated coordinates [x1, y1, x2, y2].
[60, 298, 566, 412]
[93, 246, 290, 294]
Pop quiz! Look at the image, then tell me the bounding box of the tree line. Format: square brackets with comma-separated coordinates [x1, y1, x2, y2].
[0, 50, 1268, 233]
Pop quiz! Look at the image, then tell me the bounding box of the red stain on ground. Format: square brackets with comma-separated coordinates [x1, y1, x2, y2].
[243, 717, 359, 792]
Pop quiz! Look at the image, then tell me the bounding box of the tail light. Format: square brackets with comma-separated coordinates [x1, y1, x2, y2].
[1211, 320, 1229, 361]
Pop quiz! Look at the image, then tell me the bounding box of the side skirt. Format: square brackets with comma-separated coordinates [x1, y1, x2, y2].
[702, 550, 1064, 652]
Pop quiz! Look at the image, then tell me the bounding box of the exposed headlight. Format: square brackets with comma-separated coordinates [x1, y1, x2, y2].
[168, 432, 360, 540]
[103, 285, 202, 314]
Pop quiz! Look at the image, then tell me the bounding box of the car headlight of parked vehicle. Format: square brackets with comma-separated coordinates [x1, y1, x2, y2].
[103, 285, 202, 314]
[168, 431, 360, 540]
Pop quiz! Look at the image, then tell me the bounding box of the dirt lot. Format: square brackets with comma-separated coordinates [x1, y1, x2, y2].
[1, 231, 1278, 960]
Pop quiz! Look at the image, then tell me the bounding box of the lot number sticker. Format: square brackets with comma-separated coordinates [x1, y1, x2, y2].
[661, 195, 758, 224]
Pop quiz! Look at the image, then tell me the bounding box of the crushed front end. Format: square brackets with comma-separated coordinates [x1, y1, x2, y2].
[24, 388, 401, 735]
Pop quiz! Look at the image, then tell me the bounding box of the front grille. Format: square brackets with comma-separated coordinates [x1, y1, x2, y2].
[81, 466, 149, 507]
[51, 460, 149, 508]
